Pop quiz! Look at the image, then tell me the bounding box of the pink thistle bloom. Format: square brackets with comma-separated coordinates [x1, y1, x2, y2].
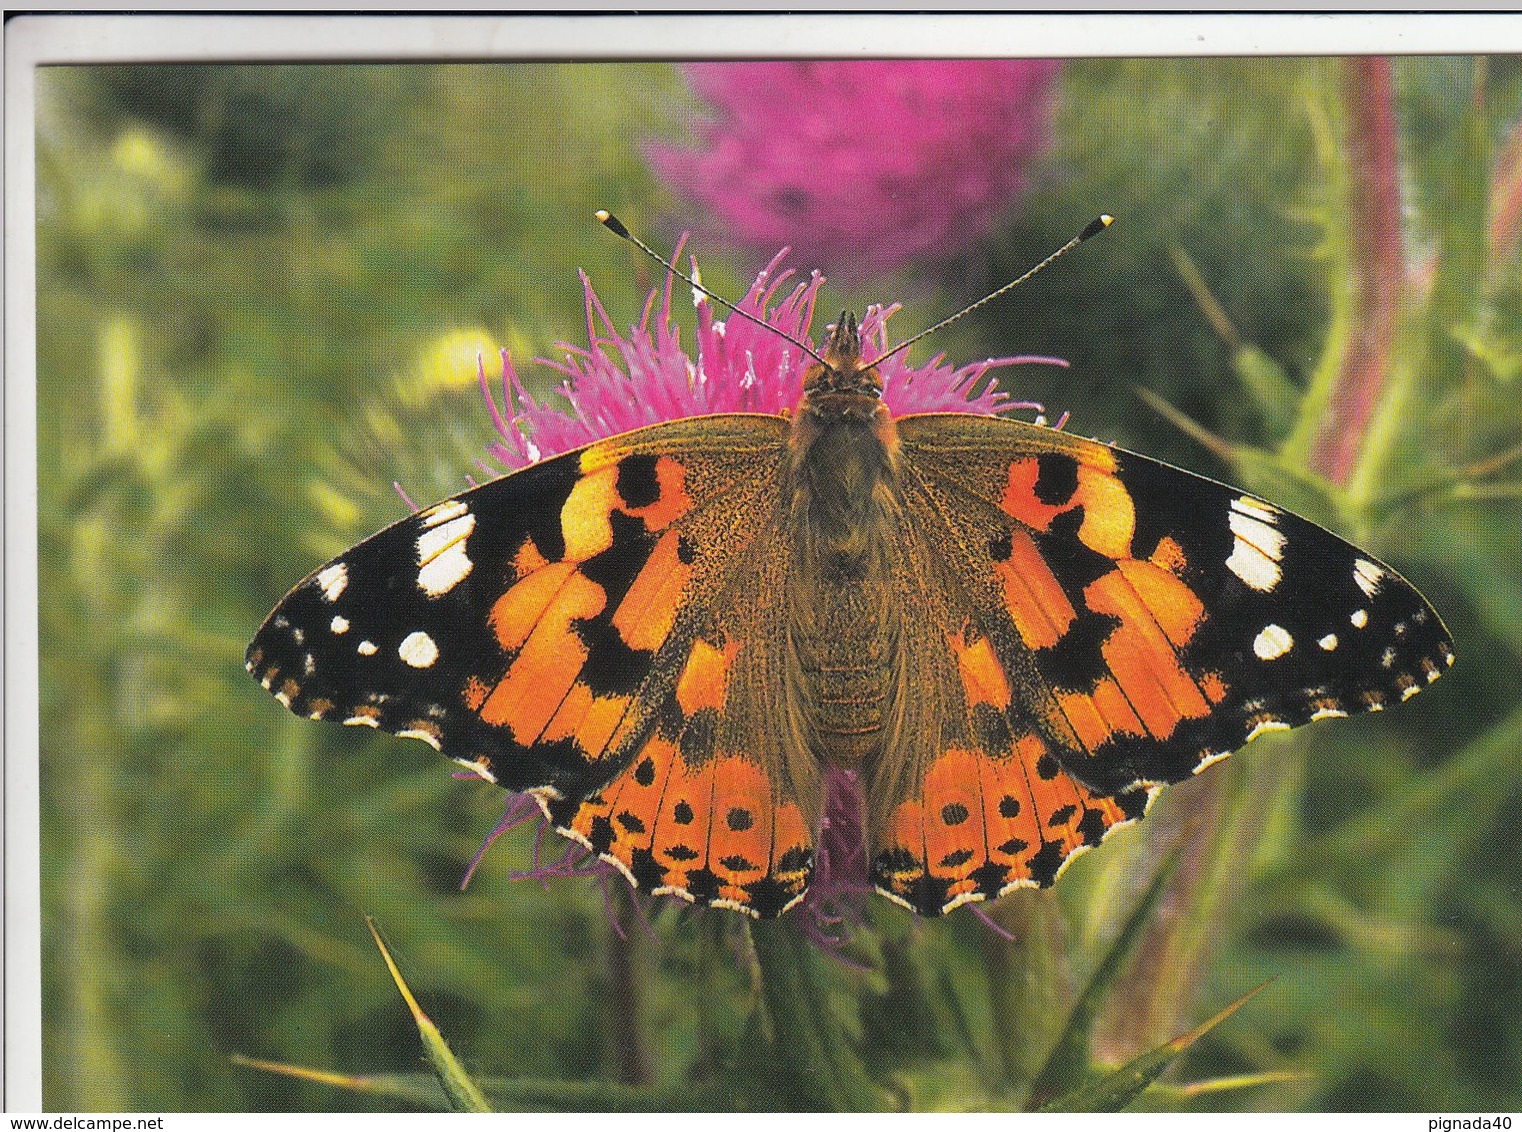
[468, 251, 1064, 939]
[650, 60, 1062, 280]
[480, 247, 1056, 472]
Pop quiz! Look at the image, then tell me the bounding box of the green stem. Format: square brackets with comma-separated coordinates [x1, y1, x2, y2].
[607, 889, 653, 1087]
[747, 919, 887, 1111]
[980, 889, 1070, 1091]
[1315, 57, 1405, 494]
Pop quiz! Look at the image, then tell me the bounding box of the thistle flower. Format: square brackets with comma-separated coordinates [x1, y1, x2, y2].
[651, 60, 1062, 280]
[469, 251, 1062, 938]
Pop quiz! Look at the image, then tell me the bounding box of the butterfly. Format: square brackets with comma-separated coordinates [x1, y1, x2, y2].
[247, 243, 1454, 920]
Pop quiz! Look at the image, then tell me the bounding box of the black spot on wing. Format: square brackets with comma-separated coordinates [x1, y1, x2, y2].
[615, 454, 662, 510]
[574, 617, 652, 698]
[1026, 840, 1066, 887]
[1077, 807, 1109, 846]
[1033, 452, 1079, 506]
[775, 846, 812, 874]
[745, 873, 805, 918]
[628, 847, 663, 890]
[1039, 508, 1115, 591]
[578, 510, 655, 612]
[685, 867, 720, 905]
[1034, 611, 1120, 693]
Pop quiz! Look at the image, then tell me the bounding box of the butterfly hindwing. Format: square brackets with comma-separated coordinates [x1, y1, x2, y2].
[867, 515, 1141, 915]
[549, 527, 818, 916]
[897, 412, 1454, 796]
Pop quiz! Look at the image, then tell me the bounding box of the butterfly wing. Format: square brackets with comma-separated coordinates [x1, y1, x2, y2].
[549, 518, 817, 916]
[871, 412, 1454, 915]
[247, 414, 814, 913]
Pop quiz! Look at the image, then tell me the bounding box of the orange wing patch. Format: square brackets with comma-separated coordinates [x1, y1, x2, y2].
[983, 450, 1220, 752]
[875, 727, 1142, 915]
[472, 453, 702, 759]
[563, 729, 813, 918]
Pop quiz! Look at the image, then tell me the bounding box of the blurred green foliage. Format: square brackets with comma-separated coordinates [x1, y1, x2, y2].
[35, 58, 1522, 1111]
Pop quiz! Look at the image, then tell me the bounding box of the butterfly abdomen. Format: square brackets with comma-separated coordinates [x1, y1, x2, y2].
[786, 391, 905, 764]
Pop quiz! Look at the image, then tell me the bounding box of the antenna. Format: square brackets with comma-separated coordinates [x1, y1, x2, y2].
[861, 214, 1113, 370]
[595, 210, 828, 367]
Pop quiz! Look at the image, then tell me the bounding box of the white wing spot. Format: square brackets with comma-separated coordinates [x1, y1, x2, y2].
[1226, 499, 1287, 592]
[343, 714, 381, 728]
[1353, 558, 1385, 598]
[317, 562, 348, 602]
[416, 511, 477, 597]
[303, 653, 316, 676]
[1232, 496, 1279, 523]
[330, 615, 350, 634]
[1318, 633, 1339, 651]
[1401, 684, 1421, 701]
[357, 640, 379, 656]
[1311, 706, 1349, 721]
[398, 727, 443, 751]
[419, 499, 470, 527]
[1351, 608, 1370, 629]
[398, 630, 440, 669]
[1253, 623, 1295, 661]
[1380, 646, 1397, 669]
[274, 690, 292, 708]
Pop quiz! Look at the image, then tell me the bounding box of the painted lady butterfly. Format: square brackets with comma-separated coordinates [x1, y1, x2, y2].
[247, 225, 1453, 919]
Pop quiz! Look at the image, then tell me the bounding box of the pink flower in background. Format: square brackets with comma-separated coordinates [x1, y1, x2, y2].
[650, 60, 1062, 280]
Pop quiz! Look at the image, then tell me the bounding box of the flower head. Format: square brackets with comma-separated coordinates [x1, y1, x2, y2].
[481, 248, 1054, 471]
[650, 60, 1062, 280]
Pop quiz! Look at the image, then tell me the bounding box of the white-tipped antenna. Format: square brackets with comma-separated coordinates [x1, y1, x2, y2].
[595, 210, 828, 367]
[862, 214, 1114, 370]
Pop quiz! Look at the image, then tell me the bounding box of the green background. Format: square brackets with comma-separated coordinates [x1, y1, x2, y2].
[34, 57, 1522, 1111]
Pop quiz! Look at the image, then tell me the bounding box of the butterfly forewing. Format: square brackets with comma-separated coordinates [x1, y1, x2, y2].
[897, 413, 1455, 797]
[246, 414, 792, 812]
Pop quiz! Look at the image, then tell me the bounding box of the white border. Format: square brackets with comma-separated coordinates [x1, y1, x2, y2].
[6, 12, 1522, 64]
[6, 10, 1518, 1116]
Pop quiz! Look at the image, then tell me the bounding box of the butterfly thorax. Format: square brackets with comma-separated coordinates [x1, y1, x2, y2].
[784, 313, 905, 766]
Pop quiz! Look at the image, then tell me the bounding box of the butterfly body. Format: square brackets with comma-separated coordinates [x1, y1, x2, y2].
[248, 313, 1454, 919]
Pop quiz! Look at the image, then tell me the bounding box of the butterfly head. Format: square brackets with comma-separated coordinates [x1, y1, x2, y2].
[802, 312, 883, 400]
